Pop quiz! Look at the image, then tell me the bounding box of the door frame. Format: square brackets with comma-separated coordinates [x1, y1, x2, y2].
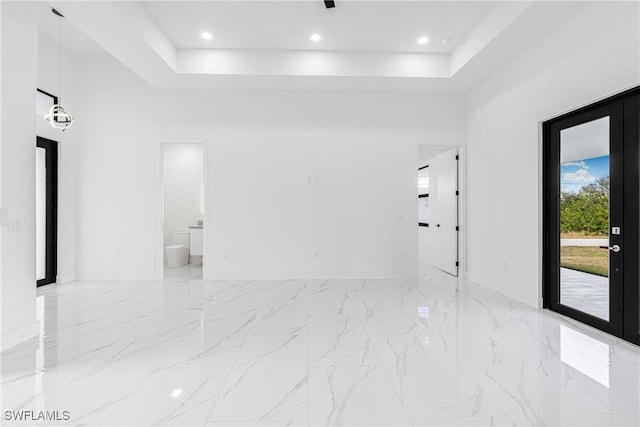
[36, 136, 58, 287]
[417, 144, 462, 277]
[543, 86, 640, 344]
[155, 138, 208, 279]
[622, 92, 640, 344]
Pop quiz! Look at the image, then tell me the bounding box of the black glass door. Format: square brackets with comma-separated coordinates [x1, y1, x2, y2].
[544, 87, 640, 344]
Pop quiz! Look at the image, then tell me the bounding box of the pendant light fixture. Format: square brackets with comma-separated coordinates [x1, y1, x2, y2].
[44, 8, 74, 131]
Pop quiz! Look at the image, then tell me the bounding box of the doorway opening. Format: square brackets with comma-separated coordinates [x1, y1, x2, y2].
[161, 143, 205, 280]
[543, 86, 640, 344]
[36, 136, 58, 287]
[418, 145, 460, 277]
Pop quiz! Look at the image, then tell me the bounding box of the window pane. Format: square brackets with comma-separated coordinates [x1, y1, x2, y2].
[559, 116, 610, 321]
[418, 168, 429, 194]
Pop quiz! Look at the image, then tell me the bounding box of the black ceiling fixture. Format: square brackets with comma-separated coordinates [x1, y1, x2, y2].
[324, 1, 335, 9]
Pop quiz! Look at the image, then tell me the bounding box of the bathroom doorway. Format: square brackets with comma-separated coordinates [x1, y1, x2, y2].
[160, 142, 205, 280]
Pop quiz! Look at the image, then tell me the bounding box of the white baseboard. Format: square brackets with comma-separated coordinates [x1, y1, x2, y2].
[0, 321, 39, 352]
[75, 272, 162, 281]
[56, 271, 76, 284]
[202, 273, 418, 281]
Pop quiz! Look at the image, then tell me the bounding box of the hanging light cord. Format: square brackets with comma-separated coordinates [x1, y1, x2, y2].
[45, 8, 73, 131]
[58, 15, 62, 104]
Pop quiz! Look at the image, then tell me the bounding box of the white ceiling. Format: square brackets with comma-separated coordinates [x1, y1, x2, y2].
[41, 0, 595, 91]
[37, 3, 105, 55]
[143, 1, 494, 53]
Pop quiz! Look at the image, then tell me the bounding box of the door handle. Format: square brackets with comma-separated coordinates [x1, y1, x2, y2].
[610, 244, 621, 253]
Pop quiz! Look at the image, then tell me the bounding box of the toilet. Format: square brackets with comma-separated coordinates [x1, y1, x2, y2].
[165, 231, 190, 268]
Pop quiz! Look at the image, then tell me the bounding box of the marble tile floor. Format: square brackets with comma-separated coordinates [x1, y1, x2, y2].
[1, 266, 640, 426]
[164, 263, 203, 280]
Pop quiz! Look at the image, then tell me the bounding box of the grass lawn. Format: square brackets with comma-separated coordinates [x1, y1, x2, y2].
[561, 246, 608, 277]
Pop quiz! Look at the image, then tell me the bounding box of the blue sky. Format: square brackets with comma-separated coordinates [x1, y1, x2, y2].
[561, 155, 609, 193]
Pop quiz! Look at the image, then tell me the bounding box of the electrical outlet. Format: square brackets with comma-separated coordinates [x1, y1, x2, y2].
[8, 218, 22, 233]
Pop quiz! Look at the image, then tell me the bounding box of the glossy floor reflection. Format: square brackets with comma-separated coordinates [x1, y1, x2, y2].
[1, 267, 640, 426]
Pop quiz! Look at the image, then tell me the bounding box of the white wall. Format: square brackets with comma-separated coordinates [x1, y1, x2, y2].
[72, 54, 465, 280]
[163, 143, 203, 255]
[37, 33, 78, 284]
[209, 134, 416, 279]
[0, 2, 39, 351]
[465, 1, 640, 307]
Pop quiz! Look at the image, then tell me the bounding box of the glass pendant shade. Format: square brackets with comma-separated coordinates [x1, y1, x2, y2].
[44, 104, 73, 131]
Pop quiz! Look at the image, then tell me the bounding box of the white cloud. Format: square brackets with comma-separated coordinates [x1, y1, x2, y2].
[562, 160, 589, 169]
[562, 168, 595, 184]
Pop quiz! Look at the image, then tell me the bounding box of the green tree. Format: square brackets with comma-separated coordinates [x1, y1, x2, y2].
[561, 175, 609, 236]
[581, 175, 610, 196]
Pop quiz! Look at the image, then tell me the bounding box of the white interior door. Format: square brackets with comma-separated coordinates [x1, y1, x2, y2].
[432, 148, 458, 275]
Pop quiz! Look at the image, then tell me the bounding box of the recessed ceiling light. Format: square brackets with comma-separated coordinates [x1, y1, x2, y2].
[417, 36, 429, 45]
[201, 32, 213, 40]
[442, 37, 452, 44]
[310, 34, 322, 42]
